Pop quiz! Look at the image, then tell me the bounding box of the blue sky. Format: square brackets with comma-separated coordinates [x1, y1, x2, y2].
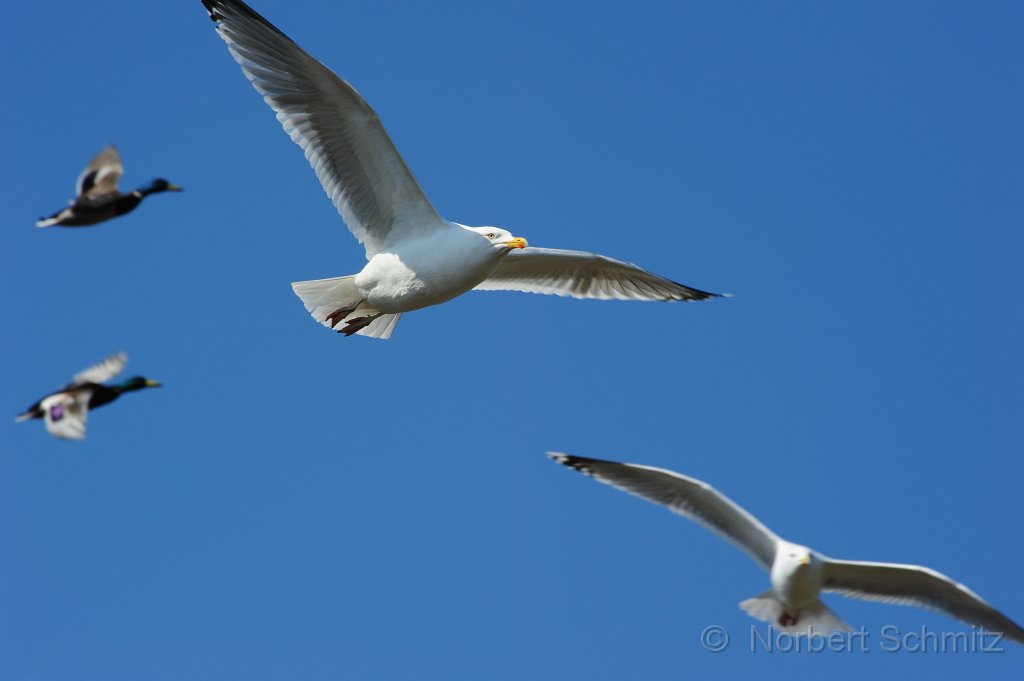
[2, 1, 1022, 679]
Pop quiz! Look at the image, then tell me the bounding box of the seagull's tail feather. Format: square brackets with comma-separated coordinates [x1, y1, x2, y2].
[291, 275, 400, 340]
[740, 590, 852, 637]
[740, 590, 787, 625]
[357, 313, 401, 339]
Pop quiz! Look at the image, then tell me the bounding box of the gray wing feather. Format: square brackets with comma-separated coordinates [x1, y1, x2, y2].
[71, 352, 127, 387]
[203, 0, 447, 258]
[550, 453, 779, 570]
[77, 145, 124, 197]
[475, 248, 723, 301]
[823, 559, 1024, 644]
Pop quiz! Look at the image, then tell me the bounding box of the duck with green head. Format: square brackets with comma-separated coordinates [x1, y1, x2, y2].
[16, 353, 161, 440]
[37, 145, 182, 227]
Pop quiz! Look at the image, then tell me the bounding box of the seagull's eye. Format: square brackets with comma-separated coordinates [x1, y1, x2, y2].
[487, 232, 496, 239]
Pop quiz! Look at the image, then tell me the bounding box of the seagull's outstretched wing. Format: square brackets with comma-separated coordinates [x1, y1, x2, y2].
[202, 0, 448, 258]
[475, 248, 724, 301]
[823, 559, 1024, 644]
[549, 453, 779, 570]
[76, 146, 124, 198]
[71, 352, 127, 387]
[41, 392, 90, 441]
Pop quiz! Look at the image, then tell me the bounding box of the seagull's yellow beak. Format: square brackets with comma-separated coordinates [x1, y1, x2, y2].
[800, 555, 811, 566]
[166, 184, 184, 192]
[145, 379, 162, 388]
[505, 236, 528, 249]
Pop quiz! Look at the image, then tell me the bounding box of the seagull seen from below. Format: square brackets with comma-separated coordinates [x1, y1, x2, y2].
[202, 0, 727, 339]
[549, 453, 1024, 643]
[16, 353, 161, 440]
[37, 145, 182, 228]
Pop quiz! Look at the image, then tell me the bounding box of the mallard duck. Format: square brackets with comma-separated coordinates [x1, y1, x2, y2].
[203, 1, 726, 340]
[36, 145, 182, 227]
[16, 352, 161, 440]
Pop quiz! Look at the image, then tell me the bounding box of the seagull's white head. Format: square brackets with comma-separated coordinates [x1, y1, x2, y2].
[789, 545, 814, 568]
[774, 542, 818, 579]
[468, 226, 528, 251]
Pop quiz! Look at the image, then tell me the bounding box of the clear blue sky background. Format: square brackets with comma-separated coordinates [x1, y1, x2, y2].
[2, 1, 1022, 679]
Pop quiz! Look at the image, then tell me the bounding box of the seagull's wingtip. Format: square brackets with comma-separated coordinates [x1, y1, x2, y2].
[548, 453, 600, 475]
[201, 0, 222, 22]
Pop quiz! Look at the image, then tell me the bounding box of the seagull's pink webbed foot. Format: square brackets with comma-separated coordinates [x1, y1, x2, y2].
[339, 314, 382, 336]
[325, 301, 363, 328]
[778, 612, 799, 627]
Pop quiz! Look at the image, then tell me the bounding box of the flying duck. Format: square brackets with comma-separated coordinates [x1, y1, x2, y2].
[17, 353, 161, 440]
[37, 145, 182, 227]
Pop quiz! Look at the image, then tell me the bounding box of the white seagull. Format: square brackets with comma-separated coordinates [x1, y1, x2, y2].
[202, 0, 726, 339]
[549, 453, 1024, 642]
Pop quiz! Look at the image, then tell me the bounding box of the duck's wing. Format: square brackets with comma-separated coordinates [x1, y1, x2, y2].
[202, 0, 448, 259]
[40, 391, 90, 440]
[70, 352, 128, 387]
[549, 453, 780, 570]
[474, 248, 725, 301]
[823, 559, 1024, 644]
[76, 146, 124, 198]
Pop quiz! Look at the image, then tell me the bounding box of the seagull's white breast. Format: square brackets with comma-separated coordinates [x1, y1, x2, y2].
[355, 227, 506, 313]
[771, 549, 825, 609]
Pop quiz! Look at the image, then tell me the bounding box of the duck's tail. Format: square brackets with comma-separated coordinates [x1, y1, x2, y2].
[291, 275, 401, 340]
[740, 589, 852, 637]
[36, 214, 62, 228]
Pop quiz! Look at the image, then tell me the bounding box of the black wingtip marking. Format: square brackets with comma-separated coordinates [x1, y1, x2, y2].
[668, 281, 731, 302]
[199, 0, 306, 47]
[201, 0, 222, 22]
[547, 452, 600, 476]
